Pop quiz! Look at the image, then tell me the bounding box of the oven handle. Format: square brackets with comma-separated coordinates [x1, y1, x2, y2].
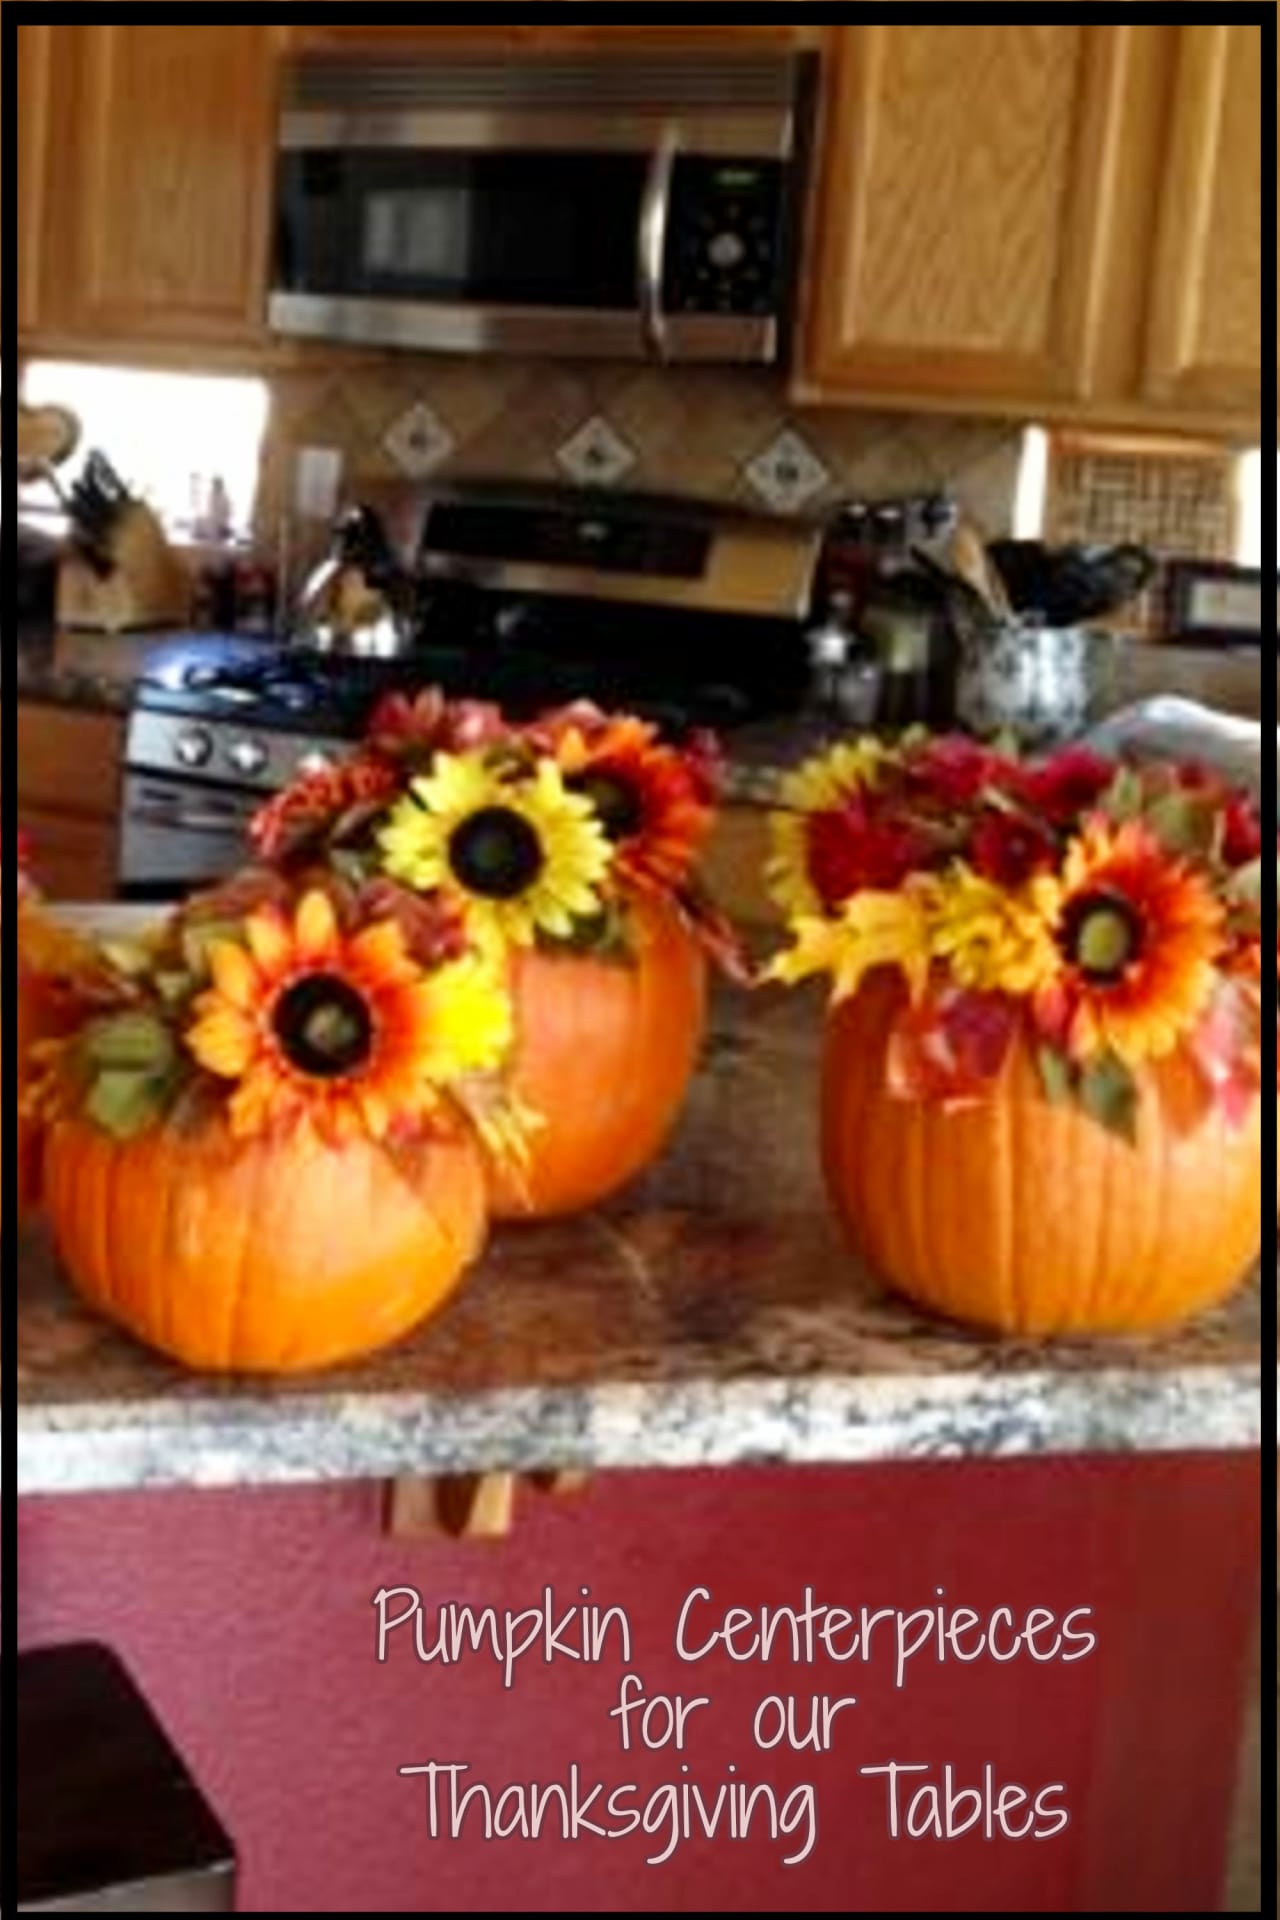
[637, 124, 679, 363]
[127, 798, 255, 836]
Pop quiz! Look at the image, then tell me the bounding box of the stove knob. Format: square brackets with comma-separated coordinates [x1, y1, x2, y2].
[174, 725, 213, 769]
[227, 735, 269, 777]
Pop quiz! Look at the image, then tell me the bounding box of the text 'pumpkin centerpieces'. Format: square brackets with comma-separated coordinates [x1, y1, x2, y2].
[766, 732, 1265, 1335]
[247, 689, 740, 1217]
[31, 882, 515, 1372]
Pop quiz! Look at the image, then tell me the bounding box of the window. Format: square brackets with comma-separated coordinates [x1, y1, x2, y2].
[21, 361, 270, 541]
[1015, 427, 1263, 568]
[1232, 449, 1263, 569]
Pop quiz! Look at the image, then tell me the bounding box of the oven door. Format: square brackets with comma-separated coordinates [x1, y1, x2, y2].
[269, 59, 800, 362]
[118, 775, 258, 901]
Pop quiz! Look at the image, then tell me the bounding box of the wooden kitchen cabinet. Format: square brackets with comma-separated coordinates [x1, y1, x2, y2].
[803, 23, 1132, 410]
[41, 23, 281, 350]
[16, 704, 124, 902]
[1141, 21, 1264, 419]
[802, 21, 1264, 437]
[15, 24, 53, 336]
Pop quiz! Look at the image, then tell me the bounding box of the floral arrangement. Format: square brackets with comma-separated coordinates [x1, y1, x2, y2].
[31, 879, 521, 1157]
[766, 731, 1265, 1138]
[245, 687, 741, 973]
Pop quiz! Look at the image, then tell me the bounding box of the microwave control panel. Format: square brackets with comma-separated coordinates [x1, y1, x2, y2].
[666, 159, 787, 318]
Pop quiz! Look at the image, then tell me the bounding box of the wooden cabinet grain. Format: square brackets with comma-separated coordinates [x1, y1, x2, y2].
[10, 21, 53, 335]
[46, 24, 281, 349]
[801, 21, 1264, 436]
[16, 705, 125, 902]
[1141, 22, 1264, 418]
[803, 23, 1132, 410]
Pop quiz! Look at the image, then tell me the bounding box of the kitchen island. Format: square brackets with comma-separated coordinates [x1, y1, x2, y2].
[15, 984, 1262, 1497]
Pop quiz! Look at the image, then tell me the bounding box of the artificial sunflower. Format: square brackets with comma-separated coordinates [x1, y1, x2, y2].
[1031, 819, 1224, 1067]
[925, 864, 1062, 998]
[188, 889, 511, 1145]
[377, 752, 611, 951]
[551, 715, 712, 893]
[767, 739, 895, 918]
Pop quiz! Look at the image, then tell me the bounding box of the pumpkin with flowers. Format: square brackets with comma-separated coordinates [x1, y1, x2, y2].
[221, 686, 738, 1219]
[18, 690, 736, 1373]
[766, 730, 1265, 1336]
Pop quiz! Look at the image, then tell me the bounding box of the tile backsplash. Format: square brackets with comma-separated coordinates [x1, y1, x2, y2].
[254, 358, 1024, 542]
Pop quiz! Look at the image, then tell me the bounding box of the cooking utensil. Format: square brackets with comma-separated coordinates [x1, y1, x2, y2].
[15, 401, 81, 480]
[949, 518, 1014, 620]
[986, 540, 1156, 625]
[293, 503, 412, 657]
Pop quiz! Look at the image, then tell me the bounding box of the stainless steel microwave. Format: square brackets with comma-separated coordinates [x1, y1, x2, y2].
[268, 53, 816, 364]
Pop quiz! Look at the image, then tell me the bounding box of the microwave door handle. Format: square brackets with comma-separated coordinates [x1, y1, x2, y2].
[638, 126, 679, 362]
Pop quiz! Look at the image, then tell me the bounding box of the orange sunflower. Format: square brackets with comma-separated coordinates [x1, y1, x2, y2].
[187, 890, 510, 1145]
[1032, 818, 1224, 1067]
[550, 716, 713, 893]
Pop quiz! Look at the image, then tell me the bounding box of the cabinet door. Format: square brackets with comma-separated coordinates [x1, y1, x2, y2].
[15, 23, 53, 333]
[1141, 23, 1263, 418]
[57, 24, 279, 346]
[805, 24, 1132, 407]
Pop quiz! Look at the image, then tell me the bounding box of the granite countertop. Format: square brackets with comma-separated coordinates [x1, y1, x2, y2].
[15, 986, 1263, 1497]
[13, 626, 1269, 754]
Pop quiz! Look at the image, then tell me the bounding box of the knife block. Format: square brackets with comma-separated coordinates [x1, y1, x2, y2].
[57, 501, 190, 633]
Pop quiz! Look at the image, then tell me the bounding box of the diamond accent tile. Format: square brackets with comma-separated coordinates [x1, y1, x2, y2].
[744, 426, 831, 514]
[383, 401, 455, 479]
[555, 414, 637, 488]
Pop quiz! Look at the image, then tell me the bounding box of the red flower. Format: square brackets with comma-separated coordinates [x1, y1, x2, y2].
[1222, 792, 1263, 867]
[807, 800, 926, 909]
[1021, 746, 1114, 825]
[907, 735, 1009, 808]
[970, 809, 1059, 887]
[366, 688, 511, 763]
[250, 756, 400, 862]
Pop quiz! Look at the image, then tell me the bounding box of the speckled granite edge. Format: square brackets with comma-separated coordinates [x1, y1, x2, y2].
[14, 1361, 1264, 1495]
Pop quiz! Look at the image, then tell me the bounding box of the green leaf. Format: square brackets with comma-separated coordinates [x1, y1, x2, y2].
[1100, 766, 1145, 823]
[1037, 1045, 1076, 1108]
[1080, 1054, 1139, 1144]
[83, 1011, 176, 1074]
[1145, 790, 1219, 857]
[1225, 857, 1264, 905]
[84, 1069, 170, 1140]
[100, 938, 157, 979]
[153, 970, 196, 1006]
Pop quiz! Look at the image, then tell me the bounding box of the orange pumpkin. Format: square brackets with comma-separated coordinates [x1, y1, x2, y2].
[822, 976, 1262, 1336]
[490, 889, 707, 1219]
[44, 1110, 488, 1372]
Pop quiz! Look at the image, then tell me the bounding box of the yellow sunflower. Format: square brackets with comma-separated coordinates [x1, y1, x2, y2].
[925, 865, 1062, 998]
[552, 716, 712, 894]
[767, 739, 896, 918]
[378, 752, 612, 951]
[187, 889, 511, 1144]
[1030, 819, 1224, 1066]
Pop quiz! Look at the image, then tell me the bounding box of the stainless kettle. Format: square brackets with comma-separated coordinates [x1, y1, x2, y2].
[293, 504, 411, 657]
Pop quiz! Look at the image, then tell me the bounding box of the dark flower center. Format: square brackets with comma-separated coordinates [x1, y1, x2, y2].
[1062, 890, 1144, 982]
[449, 806, 545, 899]
[569, 770, 645, 842]
[274, 974, 374, 1078]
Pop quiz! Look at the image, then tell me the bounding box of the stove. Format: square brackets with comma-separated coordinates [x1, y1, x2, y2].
[121, 484, 823, 897]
